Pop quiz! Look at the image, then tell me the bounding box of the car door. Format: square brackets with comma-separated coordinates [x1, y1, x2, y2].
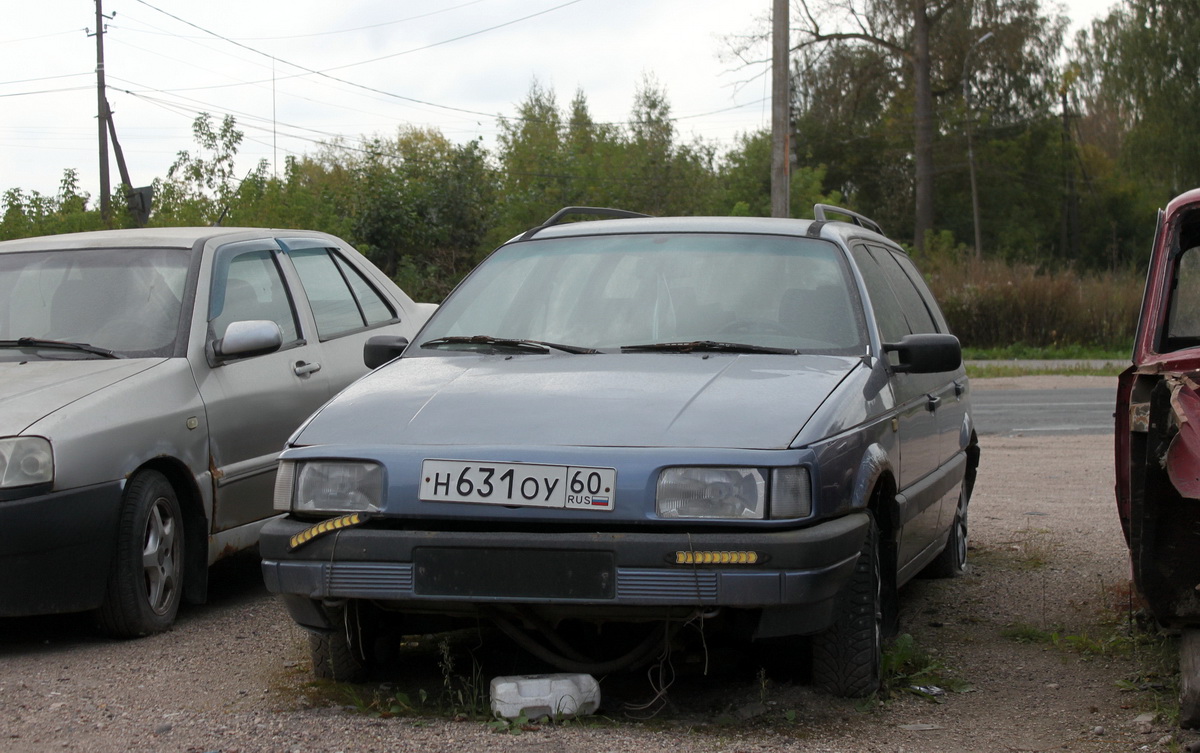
[851, 243, 947, 567]
[887, 249, 968, 472]
[193, 238, 332, 532]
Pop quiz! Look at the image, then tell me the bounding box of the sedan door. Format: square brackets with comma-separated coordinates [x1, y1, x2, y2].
[277, 236, 415, 393]
[192, 238, 332, 532]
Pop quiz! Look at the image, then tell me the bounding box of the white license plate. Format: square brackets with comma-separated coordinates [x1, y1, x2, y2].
[420, 460, 616, 510]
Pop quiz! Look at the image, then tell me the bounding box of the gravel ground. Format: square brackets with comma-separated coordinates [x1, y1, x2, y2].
[3, 376, 1199, 753]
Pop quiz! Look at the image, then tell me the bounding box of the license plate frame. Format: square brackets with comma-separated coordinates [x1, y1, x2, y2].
[419, 459, 616, 510]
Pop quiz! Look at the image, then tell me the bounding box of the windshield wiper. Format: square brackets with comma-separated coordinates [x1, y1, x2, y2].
[420, 335, 599, 354]
[0, 337, 119, 359]
[621, 340, 798, 355]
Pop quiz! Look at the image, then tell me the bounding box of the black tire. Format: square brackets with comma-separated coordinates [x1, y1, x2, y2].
[97, 470, 185, 637]
[812, 512, 883, 698]
[926, 491, 969, 579]
[1181, 628, 1200, 728]
[309, 603, 370, 683]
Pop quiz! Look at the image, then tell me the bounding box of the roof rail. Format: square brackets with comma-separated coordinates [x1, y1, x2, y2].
[812, 204, 883, 235]
[518, 206, 651, 241]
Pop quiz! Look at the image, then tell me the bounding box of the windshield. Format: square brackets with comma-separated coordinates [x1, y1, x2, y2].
[0, 246, 191, 358]
[419, 232, 867, 354]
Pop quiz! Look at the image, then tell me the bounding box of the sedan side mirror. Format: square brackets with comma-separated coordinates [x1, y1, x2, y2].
[364, 335, 410, 369]
[883, 333, 962, 374]
[213, 320, 283, 361]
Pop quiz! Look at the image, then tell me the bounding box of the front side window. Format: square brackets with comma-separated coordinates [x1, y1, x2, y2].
[1166, 245, 1200, 348]
[418, 233, 867, 354]
[209, 249, 299, 344]
[0, 246, 190, 357]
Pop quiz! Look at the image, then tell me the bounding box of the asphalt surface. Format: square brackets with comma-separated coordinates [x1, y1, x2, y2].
[970, 384, 1117, 436]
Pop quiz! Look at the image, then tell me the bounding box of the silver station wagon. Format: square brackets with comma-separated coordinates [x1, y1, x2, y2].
[261, 207, 979, 696]
[0, 227, 431, 636]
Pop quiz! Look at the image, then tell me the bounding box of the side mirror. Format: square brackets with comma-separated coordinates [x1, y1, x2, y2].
[364, 335, 410, 369]
[213, 320, 283, 361]
[883, 333, 962, 374]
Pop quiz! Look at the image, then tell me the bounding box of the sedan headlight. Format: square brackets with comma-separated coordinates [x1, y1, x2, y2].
[655, 466, 811, 520]
[0, 437, 54, 488]
[657, 467, 766, 519]
[275, 460, 383, 514]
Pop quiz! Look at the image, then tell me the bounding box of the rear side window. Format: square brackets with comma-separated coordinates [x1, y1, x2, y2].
[289, 247, 396, 339]
[851, 244, 942, 339]
[851, 245, 910, 342]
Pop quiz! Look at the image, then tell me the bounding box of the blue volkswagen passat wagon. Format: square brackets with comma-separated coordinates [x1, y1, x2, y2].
[261, 206, 978, 697]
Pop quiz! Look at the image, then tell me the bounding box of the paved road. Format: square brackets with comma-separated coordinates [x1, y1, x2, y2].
[971, 384, 1117, 436]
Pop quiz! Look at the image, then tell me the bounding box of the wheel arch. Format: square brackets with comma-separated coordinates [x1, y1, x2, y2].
[132, 457, 209, 605]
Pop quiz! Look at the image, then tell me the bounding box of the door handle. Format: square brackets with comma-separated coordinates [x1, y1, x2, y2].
[954, 379, 966, 398]
[294, 361, 322, 376]
[926, 394, 941, 412]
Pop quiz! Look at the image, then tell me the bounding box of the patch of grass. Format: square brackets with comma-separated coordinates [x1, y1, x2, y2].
[1001, 613, 1181, 721]
[962, 344, 1128, 361]
[879, 633, 970, 701]
[966, 362, 1124, 379]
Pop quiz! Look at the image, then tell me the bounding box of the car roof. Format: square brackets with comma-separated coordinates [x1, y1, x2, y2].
[0, 227, 339, 254]
[511, 214, 901, 251]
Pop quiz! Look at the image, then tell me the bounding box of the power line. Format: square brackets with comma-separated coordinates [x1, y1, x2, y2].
[119, 0, 490, 42]
[127, 0, 582, 121]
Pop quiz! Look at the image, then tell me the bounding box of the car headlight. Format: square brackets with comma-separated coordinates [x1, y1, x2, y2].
[657, 467, 766, 519]
[275, 460, 383, 514]
[655, 466, 811, 520]
[0, 437, 54, 489]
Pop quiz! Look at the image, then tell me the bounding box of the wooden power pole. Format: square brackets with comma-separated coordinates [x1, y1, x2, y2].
[94, 0, 111, 221]
[770, 0, 790, 218]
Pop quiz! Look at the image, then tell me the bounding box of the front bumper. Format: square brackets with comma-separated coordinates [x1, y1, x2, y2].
[261, 513, 868, 632]
[0, 481, 124, 617]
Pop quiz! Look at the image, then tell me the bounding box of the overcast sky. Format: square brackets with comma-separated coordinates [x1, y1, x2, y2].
[1, 0, 1118, 200]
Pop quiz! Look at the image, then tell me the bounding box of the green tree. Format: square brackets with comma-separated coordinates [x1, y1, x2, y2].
[737, 0, 1065, 249]
[1073, 0, 1200, 198]
[152, 113, 263, 226]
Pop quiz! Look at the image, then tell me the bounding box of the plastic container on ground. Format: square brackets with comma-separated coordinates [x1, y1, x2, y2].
[489, 673, 601, 720]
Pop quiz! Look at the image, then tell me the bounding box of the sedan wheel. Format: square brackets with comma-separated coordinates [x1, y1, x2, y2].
[98, 470, 185, 637]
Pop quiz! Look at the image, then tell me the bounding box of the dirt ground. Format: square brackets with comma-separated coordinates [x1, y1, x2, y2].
[2, 376, 1199, 753]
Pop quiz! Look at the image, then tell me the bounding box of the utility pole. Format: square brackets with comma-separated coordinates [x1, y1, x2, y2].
[770, 0, 790, 218]
[93, 0, 111, 221]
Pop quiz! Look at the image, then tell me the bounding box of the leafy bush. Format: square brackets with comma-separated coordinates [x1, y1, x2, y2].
[919, 253, 1142, 350]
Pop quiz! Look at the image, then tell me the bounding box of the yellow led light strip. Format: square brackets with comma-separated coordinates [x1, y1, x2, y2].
[288, 513, 365, 551]
[675, 550, 759, 565]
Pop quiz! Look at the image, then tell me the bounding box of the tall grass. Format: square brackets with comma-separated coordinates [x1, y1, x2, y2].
[920, 255, 1143, 351]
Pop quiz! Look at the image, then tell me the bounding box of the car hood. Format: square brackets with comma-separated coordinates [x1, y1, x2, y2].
[295, 353, 861, 450]
[0, 358, 164, 435]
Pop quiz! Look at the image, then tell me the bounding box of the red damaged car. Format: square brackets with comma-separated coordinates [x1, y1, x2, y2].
[1116, 187, 1200, 727]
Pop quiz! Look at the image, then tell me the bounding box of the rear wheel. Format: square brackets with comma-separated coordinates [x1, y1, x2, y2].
[926, 491, 969, 578]
[812, 512, 883, 697]
[97, 470, 184, 637]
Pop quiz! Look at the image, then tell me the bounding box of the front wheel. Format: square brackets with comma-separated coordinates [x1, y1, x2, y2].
[811, 512, 883, 697]
[97, 470, 185, 637]
[1181, 628, 1200, 728]
[309, 602, 373, 683]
